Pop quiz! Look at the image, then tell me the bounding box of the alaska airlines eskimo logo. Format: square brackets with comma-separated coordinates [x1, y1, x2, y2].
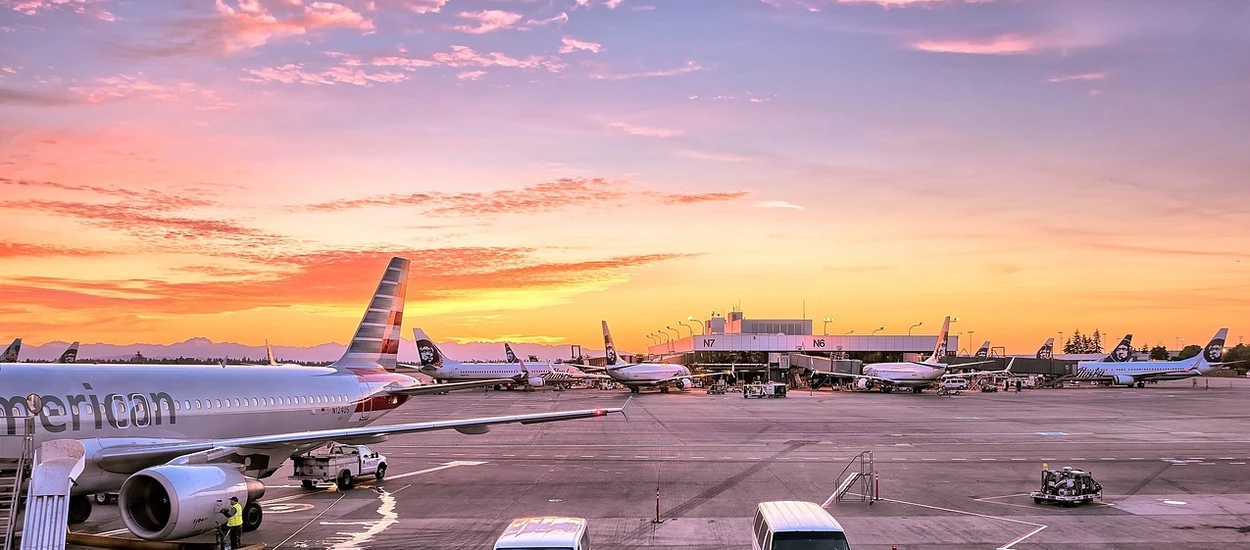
[605, 342, 617, 364]
[1, 344, 18, 362]
[60, 349, 78, 363]
[1205, 339, 1225, 363]
[975, 346, 988, 358]
[1037, 345, 1053, 360]
[1111, 340, 1132, 362]
[505, 345, 518, 363]
[416, 340, 441, 367]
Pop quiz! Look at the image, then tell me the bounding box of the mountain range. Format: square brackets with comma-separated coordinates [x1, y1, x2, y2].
[9, 337, 605, 364]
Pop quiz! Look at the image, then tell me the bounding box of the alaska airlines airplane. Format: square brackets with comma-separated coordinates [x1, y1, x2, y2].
[1036, 338, 1055, 360]
[0, 257, 622, 541]
[504, 343, 608, 386]
[1070, 329, 1229, 387]
[973, 341, 991, 358]
[844, 316, 1007, 393]
[2, 338, 20, 362]
[599, 321, 728, 393]
[58, 341, 79, 363]
[410, 328, 533, 389]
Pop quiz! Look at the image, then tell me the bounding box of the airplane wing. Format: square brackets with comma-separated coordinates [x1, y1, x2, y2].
[650, 371, 734, 386]
[387, 378, 519, 395]
[921, 360, 996, 369]
[941, 358, 1014, 379]
[92, 405, 625, 474]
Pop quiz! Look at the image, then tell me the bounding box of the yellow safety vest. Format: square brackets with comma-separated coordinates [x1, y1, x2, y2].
[227, 502, 243, 527]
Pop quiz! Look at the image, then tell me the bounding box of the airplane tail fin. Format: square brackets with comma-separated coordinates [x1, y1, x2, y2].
[504, 342, 519, 363]
[925, 317, 951, 363]
[974, 340, 991, 358]
[330, 256, 409, 372]
[1102, 334, 1134, 362]
[602, 320, 620, 366]
[265, 339, 278, 366]
[412, 327, 449, 369]
[2, 338, 20, 362]
[1194, 328, 1229, 369]
[58, 341, 79, 363]
[1036, 338, 1054, 360]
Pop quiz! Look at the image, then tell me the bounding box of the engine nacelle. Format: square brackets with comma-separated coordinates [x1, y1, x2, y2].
[120, 464, 264, 540]
[856, 379, 870, 390]
[527, 377, 545, 388]
[678, 378, 693, 390]
[1112, 375, 1135, 386]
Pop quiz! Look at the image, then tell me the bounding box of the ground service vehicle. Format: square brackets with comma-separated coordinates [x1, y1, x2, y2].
[753, 501, 851, 550]
[938, 378, 968, 395]
[745, 383, 788, 399]
[1031, 466, 1103, 506]
[290, 444, 387, 490]
[493, 516, 591, 550]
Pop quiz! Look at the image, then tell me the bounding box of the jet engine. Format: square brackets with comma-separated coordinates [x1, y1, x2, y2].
[677, 378, 693, 390]
[856, 379, 871, 390]
[527, 377, 545, 388]
[119, 464, 264, 540]
[1112, 375, 1135, 386]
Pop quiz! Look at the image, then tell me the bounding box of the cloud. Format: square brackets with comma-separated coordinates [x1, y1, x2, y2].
[590, 60, 704, 80]
[3, 0, 116, 20]
[244, 61, 409, 86]
[129, 0, 375, 56]
[1047, 71, 1108, 83]
[559, 36, 602, 54]
[760, 0, 994, 8]
[910, 34, 1040, 55]
[68, 75, 237, 108]
[450, 9, 523, 34]
[429, 45, 563, 73]
[675, 149, 757, 162]
[384, 0, 448, 14]
[303, 178, 746, 215]
[604, 121, 682, 137]
[0, 88, 83, 106]
[527, 12, 568, 26]
[0, 242, 114, 258]
[457, 70, 486, 81]
[754, 200, 805, 210]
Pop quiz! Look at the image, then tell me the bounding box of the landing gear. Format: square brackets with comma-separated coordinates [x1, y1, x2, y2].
[68, 494, 92, 524]
[912, 387, 924, 393]
[659, 387, 670, 393]
[242, 501, 263, 532]
[881, 386, 892, 394]
[1136, 382, 1145, 388]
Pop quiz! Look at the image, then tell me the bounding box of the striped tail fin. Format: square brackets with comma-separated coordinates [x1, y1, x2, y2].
[1, 338, 20, 362]
[1036, 338, 1054, 360]
[59, 341, 79, 363]
[974, 340, 991, 358]
[331, 257, 409, 371]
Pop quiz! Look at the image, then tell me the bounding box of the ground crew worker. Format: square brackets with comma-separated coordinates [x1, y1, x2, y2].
[225, 496, 243, 548]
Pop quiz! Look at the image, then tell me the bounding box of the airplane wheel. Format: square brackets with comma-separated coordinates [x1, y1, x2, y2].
[881, 387, 892, 394]
[337, 470, 355, 491]
[68, 495, 92, 523]
[93, 492, 111, 505]
[660, 387, 669, 393]
[375, 463, 387, 481]
[242, 501, 263, 532]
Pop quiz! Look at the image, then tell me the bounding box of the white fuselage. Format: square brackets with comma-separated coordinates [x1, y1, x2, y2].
[605, 363, 691, 387]
[424, 361, 522, 382]
[0, 362, 411, 494]
[862, 362, 946, 388]
[1072, 358, 1202, 382]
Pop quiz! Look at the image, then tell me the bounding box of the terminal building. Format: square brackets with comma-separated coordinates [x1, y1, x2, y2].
[635, 310, 1069, 383]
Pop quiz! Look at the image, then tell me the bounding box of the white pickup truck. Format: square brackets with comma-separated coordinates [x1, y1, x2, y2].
[290, 444, 388, 490]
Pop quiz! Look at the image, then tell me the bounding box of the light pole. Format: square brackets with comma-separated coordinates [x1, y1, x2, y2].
[677, 321, 694, 337]
[687, 316, 704, 335]
[822, 317, 833, 335]
[665, 327, 680, 352]
[1059, 331, 1064, 352]
[908, 322, 923, 336]
[871, 326, 885, 336]
[646, 334, 657, 347]
[843, 330, 854, 336]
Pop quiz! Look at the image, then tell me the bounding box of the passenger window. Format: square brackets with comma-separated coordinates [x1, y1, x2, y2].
[215, 399, 222, 409]
[234, 398, 241, 408]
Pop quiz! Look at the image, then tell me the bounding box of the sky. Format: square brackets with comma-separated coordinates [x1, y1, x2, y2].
[1, 0, 1248, 354]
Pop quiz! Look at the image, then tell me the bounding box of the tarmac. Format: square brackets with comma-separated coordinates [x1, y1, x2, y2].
[71, 377, 1250, 549]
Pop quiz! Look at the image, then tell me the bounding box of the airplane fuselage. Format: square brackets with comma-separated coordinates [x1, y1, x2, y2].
[606, 364, 691, 388]
[1072, 359, 1202, 383]
[0, 362, 411, 494]
[862, 362, 946, 388]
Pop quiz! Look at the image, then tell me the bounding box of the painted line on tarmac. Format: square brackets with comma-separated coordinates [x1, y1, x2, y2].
[91, 528, 130, 537]
[873, 497, 1047, 550]
[385, 460, 486, 481]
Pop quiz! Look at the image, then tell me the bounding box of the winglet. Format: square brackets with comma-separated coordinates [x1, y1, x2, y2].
[266, 339, 277, 366]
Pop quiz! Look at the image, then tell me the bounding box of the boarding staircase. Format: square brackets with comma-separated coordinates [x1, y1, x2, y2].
[19, 438, 87, 550]
[827, 451, 877, 506]
[0, 417, 36, 550]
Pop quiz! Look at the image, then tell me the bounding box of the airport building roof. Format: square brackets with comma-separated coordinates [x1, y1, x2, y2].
[647, 311, 958, 356]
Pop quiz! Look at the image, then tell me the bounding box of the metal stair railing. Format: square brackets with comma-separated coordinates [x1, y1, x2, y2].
[1, 416, 36, 550]
[825, 451, 877, 506]
[19, 439, 87, 550]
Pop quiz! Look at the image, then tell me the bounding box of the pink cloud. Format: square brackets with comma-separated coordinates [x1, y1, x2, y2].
[450, 9, 523, 34]
[210, 0, 374, 53]
[527, 12, 568, 26]
[559, 36, 602, 54]
[243, 62, 408, 86]
[605, 121, 682, 138]
[457, 70, 486, 81]
[378, 0, 448, 14]
[910, 34, 1039, 55]
[69, 75, 237, 109]
[5, 0, 116, 20]
[1047, 71, 1109, 83]
[590, 60, 704, 80]
[430, 45, 562, 73]
[676, 149, 757, 162]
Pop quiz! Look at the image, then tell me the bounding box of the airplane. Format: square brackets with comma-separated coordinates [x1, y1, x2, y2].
[2, 338, 20, 362]
[503, 343, 609, 387]
[1070, 328, 1229, 387]
[973, 340, 991, 358]
[1035, 338, 1055, 360]
[58, 341, 79, 363]
[409, 328, 537, 389]
[1102, 334, 1134, 362]
[599, 321, 731, 393]
[837, 316, 1007, 393]
[0, 257, 623, 541]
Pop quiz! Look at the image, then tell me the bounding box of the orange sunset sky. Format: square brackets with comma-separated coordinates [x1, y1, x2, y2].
[1, 0, 1247, 354]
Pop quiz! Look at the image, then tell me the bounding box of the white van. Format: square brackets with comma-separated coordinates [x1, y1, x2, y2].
[939, 378, 968, 391]
[752, 501, 851, 550]
[494, 517, 591, 550]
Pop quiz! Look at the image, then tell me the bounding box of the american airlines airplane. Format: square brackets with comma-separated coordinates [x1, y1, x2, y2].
[599, 321, 728, 393]
[0, 257, 622, 541]
[843, 316, 1007, 393]
[1070, 328, 1229, 387]
[2, 338, 20, 362]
